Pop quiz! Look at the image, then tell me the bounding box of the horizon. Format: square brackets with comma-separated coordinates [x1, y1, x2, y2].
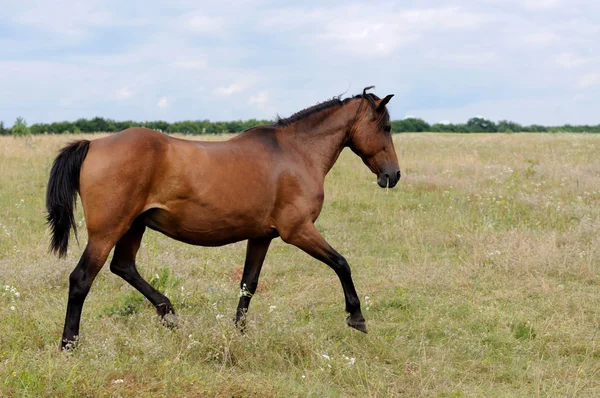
[1, 1, 599, 126]
[3, 115, 600, 130]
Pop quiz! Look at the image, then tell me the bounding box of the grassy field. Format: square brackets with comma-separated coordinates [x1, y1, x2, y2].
[1, 133, 599, 397]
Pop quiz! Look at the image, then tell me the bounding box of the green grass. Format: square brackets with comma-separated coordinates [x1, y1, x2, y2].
[1, 133, 599, 396]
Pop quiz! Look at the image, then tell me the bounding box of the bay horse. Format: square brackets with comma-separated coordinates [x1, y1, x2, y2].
[46, 87, 400, 349]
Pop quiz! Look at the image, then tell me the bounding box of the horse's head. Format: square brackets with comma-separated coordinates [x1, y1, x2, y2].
[348, 87, 401, 188]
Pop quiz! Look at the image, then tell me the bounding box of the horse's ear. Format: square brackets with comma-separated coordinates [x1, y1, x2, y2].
[363, 86, 376, 96]
[376, 94, 394, 112]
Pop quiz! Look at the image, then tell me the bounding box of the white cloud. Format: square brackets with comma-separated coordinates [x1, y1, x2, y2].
[427, 51, 497, 66]
[319, 21, 419, 57]
[183, 14, 225, 33]
[555, 52, 588, 68]
[260, 5, 483, 58]
[248, 91, 270, 110]
[524, 31, 560, 45]
[578, 73, 600, 88]
[397, 7, 482, 30]
[213, 83, 244, 97]
[485, 0, 562, 11]
[171, 58, 208, 70]
[523, 0, 561, 10]
[157, 97, 169, 109]
[116, 87, 133, 99]
[2, 1, 600, 125]
[12, 2, 149, 43]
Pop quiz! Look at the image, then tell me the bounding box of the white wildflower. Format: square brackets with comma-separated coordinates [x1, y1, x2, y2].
[239, 283, 252, 298]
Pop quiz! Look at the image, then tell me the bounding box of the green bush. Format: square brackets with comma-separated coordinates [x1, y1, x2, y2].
[11, 117, 31, 136]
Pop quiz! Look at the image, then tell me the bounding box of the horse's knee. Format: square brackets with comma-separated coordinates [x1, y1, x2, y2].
[331, 254, 351, 276]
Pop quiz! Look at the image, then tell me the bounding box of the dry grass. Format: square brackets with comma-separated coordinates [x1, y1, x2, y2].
[1, 133, 599, 397]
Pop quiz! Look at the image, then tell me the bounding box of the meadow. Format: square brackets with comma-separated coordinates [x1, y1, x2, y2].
[1, 133, 599, 397]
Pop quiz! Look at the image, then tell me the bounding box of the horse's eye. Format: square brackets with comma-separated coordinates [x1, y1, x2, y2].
[384, 126, 391, 132]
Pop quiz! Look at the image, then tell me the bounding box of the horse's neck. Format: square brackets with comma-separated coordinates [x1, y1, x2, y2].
[285, 109, 351, 178]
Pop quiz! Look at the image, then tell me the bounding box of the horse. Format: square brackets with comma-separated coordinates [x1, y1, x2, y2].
[46, 87, 400, 349]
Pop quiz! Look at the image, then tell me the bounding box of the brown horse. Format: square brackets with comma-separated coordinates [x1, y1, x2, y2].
[46, 87, 400, 349]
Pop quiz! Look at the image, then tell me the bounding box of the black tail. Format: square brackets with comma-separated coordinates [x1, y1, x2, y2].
[46, 140, 91, 258]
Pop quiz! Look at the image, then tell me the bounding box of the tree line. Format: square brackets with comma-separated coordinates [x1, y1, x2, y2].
[391, 117, 600, 133]
[1, 116, 599, 135]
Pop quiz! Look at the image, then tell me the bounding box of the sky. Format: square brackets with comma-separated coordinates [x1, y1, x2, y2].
[0, 0, 599, 126]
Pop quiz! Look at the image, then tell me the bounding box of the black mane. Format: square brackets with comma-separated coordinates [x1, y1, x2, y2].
[276, 96, 348, 127]
[276, 87, 387, 128]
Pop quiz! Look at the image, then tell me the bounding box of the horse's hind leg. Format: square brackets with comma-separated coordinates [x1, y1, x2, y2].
[61, 239, 113, 349]
[109, 218, 175, 320]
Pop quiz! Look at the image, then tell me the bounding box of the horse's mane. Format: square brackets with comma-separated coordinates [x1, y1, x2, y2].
[275, 86, 389, 130]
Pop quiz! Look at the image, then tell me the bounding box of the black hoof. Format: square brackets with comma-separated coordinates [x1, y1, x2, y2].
[156, 302, 175, 317]
[161, 313, 179, 329]
[347, 314, 368, 334]
[156, 303, 177, 328]
[234, 317, 247, 334]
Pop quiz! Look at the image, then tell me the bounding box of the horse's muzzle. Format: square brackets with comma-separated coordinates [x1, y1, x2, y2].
[377, 169, 401, 188]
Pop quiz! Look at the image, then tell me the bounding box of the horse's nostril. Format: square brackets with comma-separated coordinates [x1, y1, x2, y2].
[384, 173, 389, 180]
[396, 170, 401, 180]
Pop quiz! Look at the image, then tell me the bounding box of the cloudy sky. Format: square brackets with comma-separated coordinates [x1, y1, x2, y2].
[1, 0, 599, 126]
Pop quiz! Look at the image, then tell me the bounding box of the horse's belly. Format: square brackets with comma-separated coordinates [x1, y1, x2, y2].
[141, 207, 274, 246]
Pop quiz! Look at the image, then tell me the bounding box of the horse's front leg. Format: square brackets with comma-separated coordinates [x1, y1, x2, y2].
[281, 223, 366, 333]
[234, 237, 272, 331]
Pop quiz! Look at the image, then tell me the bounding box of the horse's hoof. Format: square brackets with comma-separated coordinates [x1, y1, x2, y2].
[234, 319, 247, 334]
[59, 338, 77, 351]
[347, 314, 368, 334]
[161, 313, 179, 329]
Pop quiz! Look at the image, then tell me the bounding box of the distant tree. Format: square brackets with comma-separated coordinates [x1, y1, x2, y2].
[11, 117, 31, 136]
[48, 121, 76, 134]
[497, 120, 523, 133]
[146, 120, 170, 132]
[524, 124, 548, 133]
[114, 120, 135, 131]
[392, 118, 430, 132]
[91, 117, 109, 132]
[74, 118, 94, 133]
[4, 115, 597, 136]
[467, 117, 497, 133]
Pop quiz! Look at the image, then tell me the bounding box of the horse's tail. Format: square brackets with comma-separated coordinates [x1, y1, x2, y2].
[46, 140, 91, 258]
